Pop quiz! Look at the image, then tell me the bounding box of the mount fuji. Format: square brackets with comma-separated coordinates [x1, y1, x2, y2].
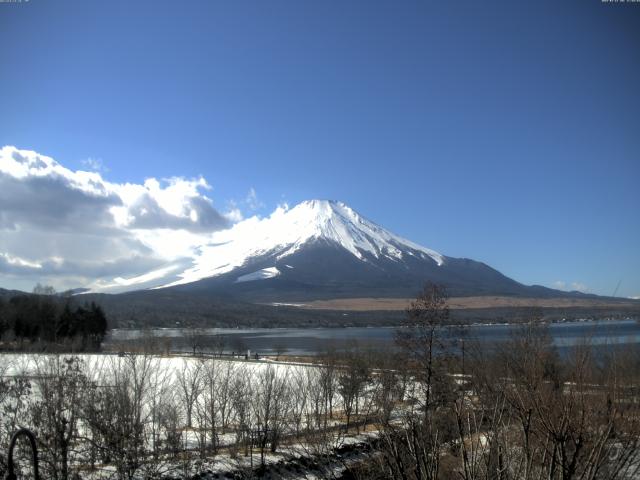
[153, 199, 567, 302]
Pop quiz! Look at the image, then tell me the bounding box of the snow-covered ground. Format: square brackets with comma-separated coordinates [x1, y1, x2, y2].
[0, 353, 392, 480]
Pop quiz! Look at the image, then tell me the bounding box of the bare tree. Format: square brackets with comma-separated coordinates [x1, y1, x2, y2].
[141, 357, 176, 478]
[82, 354, 154, 480]
[217, 360, 236, 432]
[28, 356, 88, 480]
[0, 357, 32, 477]
[337, 344, 370, 433]
[230, 365, 253, 458]
[371, 350, 404, 426]
[396, 283, 453, 414]
[253, 364, 291, 465]
[185, 326, 206, 356]
[290, 367, 310, 437]
[177, 358, 203, 429]
[372, 283, 456, 480]
[319, 344, 339, 425]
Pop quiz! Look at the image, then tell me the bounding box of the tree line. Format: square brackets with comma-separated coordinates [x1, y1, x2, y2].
[0, 285, 108, 350]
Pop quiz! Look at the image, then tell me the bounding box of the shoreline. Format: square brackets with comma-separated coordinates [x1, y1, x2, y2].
[108, 315, 640, 333]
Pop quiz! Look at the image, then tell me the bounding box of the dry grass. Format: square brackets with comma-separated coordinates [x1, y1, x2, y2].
[298, 296, 640, 311]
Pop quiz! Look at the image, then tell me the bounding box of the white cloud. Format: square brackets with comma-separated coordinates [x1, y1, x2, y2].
[570, 282, 589, 293]
[245, 187, 265, 211]
[552, 280, 589, 293]
[0, 146, 239, 293]
[81, 157, 109, 173]
[0, 252, 43, 271]
[224, 200, 244, 223]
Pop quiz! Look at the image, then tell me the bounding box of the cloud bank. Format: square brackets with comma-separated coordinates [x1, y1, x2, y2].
[552, 280, 589, 293]
[0, 146, 239, 293]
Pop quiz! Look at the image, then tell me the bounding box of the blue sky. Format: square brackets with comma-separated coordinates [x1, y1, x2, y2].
[0, 0, 639, 297]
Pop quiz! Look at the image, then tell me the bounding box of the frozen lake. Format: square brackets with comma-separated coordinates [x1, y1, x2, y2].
[105, 318, 640, 356]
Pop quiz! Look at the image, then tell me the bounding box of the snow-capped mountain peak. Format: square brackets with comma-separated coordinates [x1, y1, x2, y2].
[289, 199, 443, 264]
[159, 199, 444, 289]
[90, 199, 533, 299]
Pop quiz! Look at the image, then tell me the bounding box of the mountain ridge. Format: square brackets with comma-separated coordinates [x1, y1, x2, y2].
[5, 199, 609, 305]
[155, 199, 445, 290]
[151, 199, 598, 302]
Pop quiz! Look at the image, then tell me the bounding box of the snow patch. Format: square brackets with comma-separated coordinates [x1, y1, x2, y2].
[235, 266, 280, 283]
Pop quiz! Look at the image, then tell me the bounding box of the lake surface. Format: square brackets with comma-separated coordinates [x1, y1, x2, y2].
[106, 319, 640, 356]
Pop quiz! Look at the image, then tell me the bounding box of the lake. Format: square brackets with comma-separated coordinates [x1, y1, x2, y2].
[105, 318, 640, 356]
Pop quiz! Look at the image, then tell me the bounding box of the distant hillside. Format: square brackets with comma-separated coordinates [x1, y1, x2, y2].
[2, 286, 638, 328]
[80, 289, 640, 328]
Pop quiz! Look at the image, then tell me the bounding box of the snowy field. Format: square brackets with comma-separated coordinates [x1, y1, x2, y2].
[1, 348, 638, 480]
[0, 352, 397, 480]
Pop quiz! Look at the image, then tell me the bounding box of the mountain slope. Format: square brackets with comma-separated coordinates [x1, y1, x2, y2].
[158, 199, 443, 288]
[159, 199, 575, 301]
